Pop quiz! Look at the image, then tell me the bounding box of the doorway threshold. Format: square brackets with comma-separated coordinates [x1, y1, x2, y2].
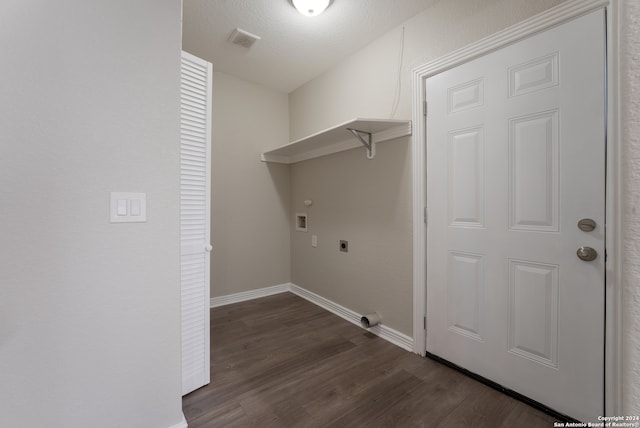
[425, 351, 580, 424]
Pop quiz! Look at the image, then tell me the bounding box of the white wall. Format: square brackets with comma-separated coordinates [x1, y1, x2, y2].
[620, 0, 640, 416]
[0, 1, 184, 427]
[288, 0, 565, 336]
[209, 71, 291, 297]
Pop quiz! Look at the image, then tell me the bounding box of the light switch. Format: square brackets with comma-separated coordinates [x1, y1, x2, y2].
[130, 199, 141, 216]
[117, 199, 127, 216]
[110, 192, 147, 223]
[311, 235, 317, 248]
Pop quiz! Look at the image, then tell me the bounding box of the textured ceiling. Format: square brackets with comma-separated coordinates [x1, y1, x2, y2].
[182, 0, 439, 93]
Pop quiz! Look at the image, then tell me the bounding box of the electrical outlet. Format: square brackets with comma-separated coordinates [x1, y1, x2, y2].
[339, 240, 348, 252]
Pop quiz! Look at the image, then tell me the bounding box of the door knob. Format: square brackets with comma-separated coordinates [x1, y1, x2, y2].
[205, 244, 213, 252]
[576, 246, 597, 261]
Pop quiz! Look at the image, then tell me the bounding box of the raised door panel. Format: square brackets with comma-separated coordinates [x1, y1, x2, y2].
[508, 259, 559, 368]
[508, 110, 559, 232]
[447, 252, 484, 341]
[448, 127, 485, 228]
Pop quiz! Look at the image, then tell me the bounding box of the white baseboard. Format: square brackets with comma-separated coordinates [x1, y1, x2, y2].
[209, 283, 414, 352]
[289, 284, 414, 352]
[210, 283, 290, 308]
[169, 413, 188, 428]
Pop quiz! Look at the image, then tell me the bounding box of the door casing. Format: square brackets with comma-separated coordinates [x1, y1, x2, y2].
[411, 0, 622, 416]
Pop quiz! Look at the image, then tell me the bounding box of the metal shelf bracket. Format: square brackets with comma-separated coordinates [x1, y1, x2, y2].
[347, 128, 375, 159]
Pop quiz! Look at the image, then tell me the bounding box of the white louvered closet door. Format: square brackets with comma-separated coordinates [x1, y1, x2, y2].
[180, 51, 212, 396]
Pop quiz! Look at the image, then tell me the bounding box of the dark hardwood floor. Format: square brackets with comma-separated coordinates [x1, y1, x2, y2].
[182, 293, 557, 427]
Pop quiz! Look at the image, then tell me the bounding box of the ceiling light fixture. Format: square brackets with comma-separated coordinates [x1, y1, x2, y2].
[291, 0, 332, 17]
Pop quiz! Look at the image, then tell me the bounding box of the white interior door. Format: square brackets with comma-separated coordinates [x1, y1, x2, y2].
[180, 51, 212, 396]
[426, 10, 605, 421]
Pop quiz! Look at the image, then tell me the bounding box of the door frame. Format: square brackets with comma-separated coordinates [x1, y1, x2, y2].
[411, 0, 621, 415]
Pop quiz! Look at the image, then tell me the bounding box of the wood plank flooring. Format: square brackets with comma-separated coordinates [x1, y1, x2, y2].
[182, 293, 557, 427]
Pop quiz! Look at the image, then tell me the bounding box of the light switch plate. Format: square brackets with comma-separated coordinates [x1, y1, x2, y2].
[110, 192, 147, 223]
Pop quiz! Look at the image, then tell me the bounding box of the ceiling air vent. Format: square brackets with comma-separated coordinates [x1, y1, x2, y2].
[228, 28, 261, 49]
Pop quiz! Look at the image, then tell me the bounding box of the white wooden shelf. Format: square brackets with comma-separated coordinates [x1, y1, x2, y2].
[260, 118, 412, 164]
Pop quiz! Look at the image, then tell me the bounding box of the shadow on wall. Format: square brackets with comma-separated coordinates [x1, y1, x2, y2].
[264, 161, 291, 221]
